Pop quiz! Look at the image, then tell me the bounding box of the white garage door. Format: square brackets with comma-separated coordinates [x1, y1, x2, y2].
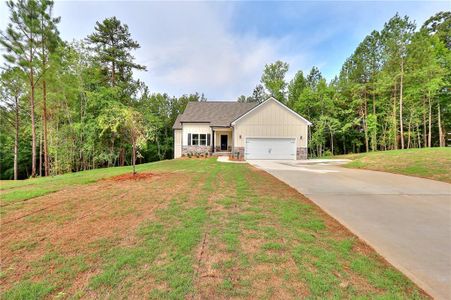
[245, 138, 296, 160]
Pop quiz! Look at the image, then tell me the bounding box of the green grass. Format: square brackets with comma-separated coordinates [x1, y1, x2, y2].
[0, 161, 169, 203]
[1, 158, 429, 299]
[339, 148, 451, 183]
[2, 281, 54, 300]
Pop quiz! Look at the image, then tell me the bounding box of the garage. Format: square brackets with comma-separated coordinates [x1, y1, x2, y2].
[245, 138, 296, 160]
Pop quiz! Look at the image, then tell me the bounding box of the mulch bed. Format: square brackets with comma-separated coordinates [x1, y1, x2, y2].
[108, 172, 157, 181]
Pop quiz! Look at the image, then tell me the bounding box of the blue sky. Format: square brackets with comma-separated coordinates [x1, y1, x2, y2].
[1, 1, 449, 99]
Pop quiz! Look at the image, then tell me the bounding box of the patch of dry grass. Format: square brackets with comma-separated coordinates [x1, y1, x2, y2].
[0, 159, 429, 299]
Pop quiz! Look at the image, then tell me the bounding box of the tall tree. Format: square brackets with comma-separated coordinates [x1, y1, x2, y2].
[1, 0, 42, 177]
[261, 60, 289, 102]
[237, 95, 252, 103]
[381, 14, 415, 149]
[306, 66, 322, 89]
[287, 70, 307, 109]
[87, 16, 146, 88]
[422, 11, 451, 49]
[0, 68, 25, 180]
[38, 0, 60, 176]
[251, 84, 267, 103]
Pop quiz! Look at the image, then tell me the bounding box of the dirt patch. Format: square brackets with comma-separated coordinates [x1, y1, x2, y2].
[0, 171, 190, 294]
[106, 172, 158, 181]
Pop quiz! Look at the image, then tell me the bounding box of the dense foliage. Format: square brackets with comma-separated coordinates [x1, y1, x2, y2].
[1, 2, 449, 179]
[240, 12, 450, 157]
[0, 0, 204, 179]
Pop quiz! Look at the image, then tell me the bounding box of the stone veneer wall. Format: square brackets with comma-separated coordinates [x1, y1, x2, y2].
[296, 147, 308, 160]
[214, 146, 232, 152]
[232, 147, 245, 160]
[182, 145, 212, 155]
[182, 146, 307, 160]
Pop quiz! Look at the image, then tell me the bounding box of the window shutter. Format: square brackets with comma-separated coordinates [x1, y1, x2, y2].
[188, 133, 191, 146]
[207, 134, 211, 146]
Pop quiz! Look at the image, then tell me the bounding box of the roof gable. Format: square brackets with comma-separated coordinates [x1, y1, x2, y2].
[231, 97, 312, 126]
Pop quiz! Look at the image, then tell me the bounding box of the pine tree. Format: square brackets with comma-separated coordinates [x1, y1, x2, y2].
[38, 0, 60, 176]
[0, 68, 25, 180]
[87, 17, 146, 87]
[1, 0, 42, 177]
[287, 71, 307, 109]
[381, 14, 415, 149]
[261, 60, 289, 102]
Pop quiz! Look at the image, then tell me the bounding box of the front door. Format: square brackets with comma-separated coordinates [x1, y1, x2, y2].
[220, 135, 228, 151]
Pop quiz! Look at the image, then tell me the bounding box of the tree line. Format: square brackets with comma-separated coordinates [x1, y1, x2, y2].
[0, 2, 449, 180]
[0, 0, 204, 179]
[239, 12, 450, 157]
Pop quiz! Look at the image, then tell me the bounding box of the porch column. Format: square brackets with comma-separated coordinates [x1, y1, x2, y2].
[212, 129, 215, 153]
[231, 127, 234, 153]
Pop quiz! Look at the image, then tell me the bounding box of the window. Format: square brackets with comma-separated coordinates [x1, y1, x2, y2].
[192, 134, 199, 145]
[189, 133, 210, 146]
[199, 134, 207, 145]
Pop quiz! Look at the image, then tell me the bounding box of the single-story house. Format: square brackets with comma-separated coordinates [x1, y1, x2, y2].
[172, 97, 312, 160]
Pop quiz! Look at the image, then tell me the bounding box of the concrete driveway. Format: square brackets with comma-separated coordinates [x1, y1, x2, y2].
[248, 159, 451, 300]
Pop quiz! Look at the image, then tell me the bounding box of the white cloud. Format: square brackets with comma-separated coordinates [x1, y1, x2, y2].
[4, 1, 446, 99]
[131, 2, 306, 99]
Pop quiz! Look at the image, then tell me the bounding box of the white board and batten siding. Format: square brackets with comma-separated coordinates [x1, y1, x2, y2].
[233, 99, 309, 160]
[174, 129, 182, 158]
[182, 123, 211, 144]
[175, 123, 212, 158]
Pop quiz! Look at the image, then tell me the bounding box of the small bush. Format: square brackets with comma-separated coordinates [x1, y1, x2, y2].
[322, 150, 333, 157]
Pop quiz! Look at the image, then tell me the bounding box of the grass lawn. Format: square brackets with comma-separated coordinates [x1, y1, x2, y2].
[0, 159, 428, 299]
[339, 148, 451, 183]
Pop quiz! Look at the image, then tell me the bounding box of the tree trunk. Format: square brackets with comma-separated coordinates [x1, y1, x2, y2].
[422, 99, 427, 148]
[393, 84, 398, 150]
[437, 102, 444, 147]
[14, 95, 19, 180]
[30, 60, 37, 177]
[330, 132, 334, 155]
[112, 61, 115, 86]
[416, 123, 421, 148]
[55, 118, 59, 175]
[39, 118, 42, 177]
[372, 86, 376, 115]
[407, 112, 412, 149]
[132, 136, 136, 175]
[399, 60, 404, 149]
[364, 98, 369, 152]
[43, 79, 49, 176]
[428, 95, 432, 147]
[364, 121, 369, 152]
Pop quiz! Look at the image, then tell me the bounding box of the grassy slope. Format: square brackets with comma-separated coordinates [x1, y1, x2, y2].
[340, 148, 451, 183]
[1, 159, 427, 299]
[0, 161, 170, 204]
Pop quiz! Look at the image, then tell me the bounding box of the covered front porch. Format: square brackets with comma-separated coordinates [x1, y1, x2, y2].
[211, 127, 232, 154]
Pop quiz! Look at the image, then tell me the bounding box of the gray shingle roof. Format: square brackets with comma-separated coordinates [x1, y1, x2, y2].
[173, 101, 258, 129]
